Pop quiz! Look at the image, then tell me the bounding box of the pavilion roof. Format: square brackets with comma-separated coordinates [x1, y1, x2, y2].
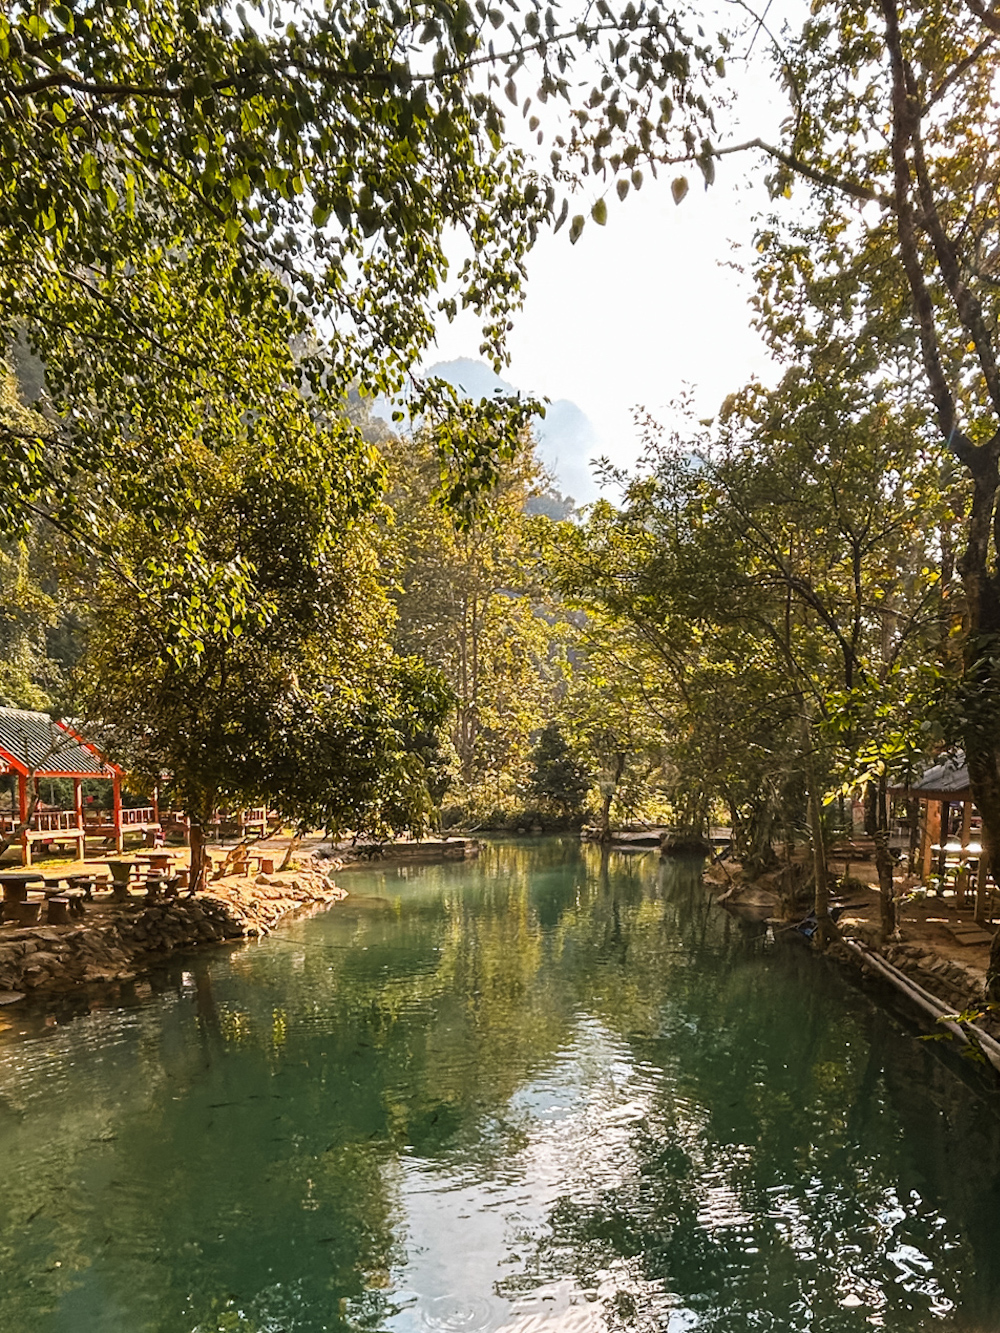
[0, 707, 118, 779]
[891, 751, 971, 801]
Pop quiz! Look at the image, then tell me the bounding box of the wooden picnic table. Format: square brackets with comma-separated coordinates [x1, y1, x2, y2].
[932, 841, 984, 858]
[0, 872, 44, 905]
[65, 871, 109, 902]
[104, 857, 147, 900]
[134, 851, 179, 872]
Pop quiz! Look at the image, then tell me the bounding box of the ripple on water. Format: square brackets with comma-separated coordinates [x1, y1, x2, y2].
[421, 1294, 495, 1330]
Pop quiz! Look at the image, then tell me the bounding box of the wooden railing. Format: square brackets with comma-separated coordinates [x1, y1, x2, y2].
[121, 806, 156, 825]
[84, 806, 157, 828]
[0, 806, 273, 836]
[0, 810, 83, 834]
[34, 810, 81, 832]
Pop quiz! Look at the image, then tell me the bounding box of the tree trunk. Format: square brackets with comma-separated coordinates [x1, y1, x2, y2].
[747, 802, 778, 877]
[725, 798, 742, 856]
[188, 796, 216, 895]
[906, 796, 920, 874]
[597, 749, 626, 841]
[951, 439, 1000, 994]
[0, 780, 41, 860]
[599, 790, 613, 841]
[807, 779, 836, 946]
[189, 819, 205, 895]
[279, 831, 301, 871]
[864, 777, 896, 940]
[801, 718, 836, 947]
[966, 737, 1000, 937]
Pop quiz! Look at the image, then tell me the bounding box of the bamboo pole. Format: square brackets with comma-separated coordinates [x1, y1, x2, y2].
[843, 939, 1000, 1070]
[843, 940, 969, 1044]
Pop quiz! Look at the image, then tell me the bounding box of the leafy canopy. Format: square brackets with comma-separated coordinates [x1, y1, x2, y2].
[1, 0, 723, 548]
[75, 427, 452, 839]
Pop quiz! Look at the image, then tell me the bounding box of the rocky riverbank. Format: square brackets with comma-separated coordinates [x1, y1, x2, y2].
[704, 856, 999, 1045]
[0, 866, 345, 999]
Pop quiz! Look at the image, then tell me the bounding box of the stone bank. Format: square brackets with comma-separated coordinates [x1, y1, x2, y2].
[0, 866, 345, 998]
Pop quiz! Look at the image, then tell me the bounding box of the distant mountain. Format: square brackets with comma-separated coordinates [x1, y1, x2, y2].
[375, 357, 602, 502]
[533, 397, 601, 502]
[426, 357, 517, 402]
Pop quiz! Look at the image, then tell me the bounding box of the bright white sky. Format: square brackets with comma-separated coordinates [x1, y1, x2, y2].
[426, 10, 796, 495]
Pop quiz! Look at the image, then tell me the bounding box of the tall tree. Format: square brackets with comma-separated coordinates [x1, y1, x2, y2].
[74, 431, 450, 890]
[1, 0, 723, 555]
[527, 721, 592, 816]
[553, 380, 953, 937]
[560, 646, 667, 837]
[680, 0, 1000, 979]
[389, 426, 566, 811]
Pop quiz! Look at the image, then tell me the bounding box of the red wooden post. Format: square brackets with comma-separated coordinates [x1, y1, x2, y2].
[112, 772, 124, 852]
[17, 772, 29, 866]
[152, 784, 160, 824]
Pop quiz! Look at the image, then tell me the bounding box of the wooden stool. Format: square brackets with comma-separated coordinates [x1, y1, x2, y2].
[67, 874, 94, 901]
[144, 875, 166, 902]
[15, 901, 41, 926]
[46, 898, 70, 926]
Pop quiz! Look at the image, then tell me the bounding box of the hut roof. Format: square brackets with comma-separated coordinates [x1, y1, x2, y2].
[892, 751, 971, 801]
[0, 707, 117, 779]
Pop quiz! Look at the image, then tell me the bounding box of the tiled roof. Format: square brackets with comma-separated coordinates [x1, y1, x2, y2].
[909, 751, 970, 797]
[0, 707, 110, 776]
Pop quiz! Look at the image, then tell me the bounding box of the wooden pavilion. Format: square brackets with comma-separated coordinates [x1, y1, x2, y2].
[0, 706, 159, 864]
[889, 751, 991, 917]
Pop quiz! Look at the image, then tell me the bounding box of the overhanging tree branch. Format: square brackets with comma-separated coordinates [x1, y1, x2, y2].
[879, 0, 976, 462]
[661, 136, 892, 205]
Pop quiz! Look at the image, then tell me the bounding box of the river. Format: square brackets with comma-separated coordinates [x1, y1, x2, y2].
[1, 839, 999, 1332]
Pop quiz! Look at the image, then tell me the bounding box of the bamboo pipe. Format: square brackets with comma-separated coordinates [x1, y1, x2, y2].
[843, 939, 1000, 1070]
[843, 940, 968, 1044]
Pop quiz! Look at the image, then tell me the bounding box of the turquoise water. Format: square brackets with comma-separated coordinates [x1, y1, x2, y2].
[1, 840, 999, 1332]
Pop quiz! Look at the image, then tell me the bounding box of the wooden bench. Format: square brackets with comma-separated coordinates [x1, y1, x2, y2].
[829, 837, 878, 861]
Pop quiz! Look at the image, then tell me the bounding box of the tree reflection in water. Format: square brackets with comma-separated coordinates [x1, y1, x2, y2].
[0, 840, 997, 1332]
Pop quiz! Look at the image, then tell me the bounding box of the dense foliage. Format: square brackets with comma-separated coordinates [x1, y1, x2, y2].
[6, 0, 1000, 992]
[0, 0, 722, 551]
[527, 722, 592, 814]
[0, 0, 725, 853]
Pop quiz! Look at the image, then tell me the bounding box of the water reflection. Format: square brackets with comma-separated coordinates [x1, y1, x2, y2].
[0, 841, 998, 1332]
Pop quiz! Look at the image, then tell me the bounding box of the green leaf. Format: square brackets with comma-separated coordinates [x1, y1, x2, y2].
[569, 214, 585, 244]
[591, 197, 608, 226]
[671, 176, 689, 205]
